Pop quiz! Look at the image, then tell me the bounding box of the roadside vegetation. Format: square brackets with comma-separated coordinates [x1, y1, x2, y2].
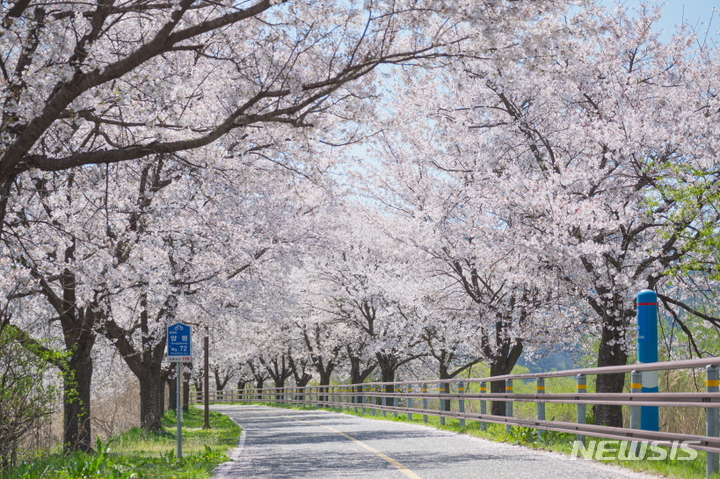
[0, 408, 240, 479]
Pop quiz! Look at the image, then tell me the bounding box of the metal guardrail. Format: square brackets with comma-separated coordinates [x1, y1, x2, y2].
[191, 357, 720, 476]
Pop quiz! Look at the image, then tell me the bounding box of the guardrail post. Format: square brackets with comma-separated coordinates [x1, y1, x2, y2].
[537, 377, 545, 440]
[576, 374, 586, 446]
[707, 365, 719, 477]
[458, 381, 465, 428]
[383, 385, 388, 417]
[630, 370, 641, 429]
[479, 381, 487, 431]
[371, 386, 376, 416]
[362, 385, 367, 414]
[505, 379, 513, 434]
[394, 384, 399, 417]
[440, 383, 447, 426]
[422, 383, 428, 423]
[408, 384, 414, 421]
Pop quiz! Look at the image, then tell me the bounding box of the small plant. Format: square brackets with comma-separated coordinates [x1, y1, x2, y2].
[506, 426, 538, 445]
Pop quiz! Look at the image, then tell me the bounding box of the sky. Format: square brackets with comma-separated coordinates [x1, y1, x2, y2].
[607, 1, 720, 41]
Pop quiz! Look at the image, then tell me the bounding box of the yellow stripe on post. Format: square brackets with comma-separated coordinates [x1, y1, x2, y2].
[536, 386, 545, 391]
[631, 383, 642, 390]
[707, 379, 720, 387]
[577, 384, 586, 390]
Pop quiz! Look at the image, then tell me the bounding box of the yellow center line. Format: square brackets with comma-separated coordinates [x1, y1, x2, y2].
[282, 415, 423, 479]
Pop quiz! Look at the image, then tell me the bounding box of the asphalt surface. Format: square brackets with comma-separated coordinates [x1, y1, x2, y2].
[210, 405, 661, 479]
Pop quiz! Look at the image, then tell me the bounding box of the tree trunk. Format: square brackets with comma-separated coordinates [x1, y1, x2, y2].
[262, 356, 293, 400]
[168, 364, 178, 411]
[594, 314, 629, 427]
[349, 352, 375, 404]
[318, 370, 332, 406]
[138, 367, 164, 431]
[439, 359, 452, 412]
[183, 365, 191, 412]
[33, 257, 101, 453]
[379, 361, 396, 409]
[100, 293, 171, 431]
[64, 344, 94, 453]
[159, 368, 170, 419]
[289, 356, 312, 402]
[488, 337, 523, 417]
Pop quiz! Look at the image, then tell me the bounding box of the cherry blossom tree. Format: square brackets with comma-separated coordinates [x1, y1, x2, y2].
[363, 3, 720, 427]
[354, 136, 574, 414]
[0, 0, 466, 447]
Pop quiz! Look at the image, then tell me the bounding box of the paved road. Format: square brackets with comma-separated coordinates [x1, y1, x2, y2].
[210, 405, 660, 479]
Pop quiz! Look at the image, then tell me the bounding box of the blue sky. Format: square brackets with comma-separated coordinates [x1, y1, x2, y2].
[607, 1, 720, 39]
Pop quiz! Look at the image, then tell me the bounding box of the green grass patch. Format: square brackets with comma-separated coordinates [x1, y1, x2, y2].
[1, 407, 241, 479]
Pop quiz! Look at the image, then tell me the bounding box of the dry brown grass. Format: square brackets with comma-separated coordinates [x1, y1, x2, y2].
[659, 368, 706, 435]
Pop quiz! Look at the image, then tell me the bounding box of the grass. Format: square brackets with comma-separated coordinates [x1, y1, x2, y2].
[233, 399, 719, 479]
[1, 407, 241, 479]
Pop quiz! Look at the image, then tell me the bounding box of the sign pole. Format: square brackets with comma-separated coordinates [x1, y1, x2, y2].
[167, 322, 192, 459]
[177, 361, 183, 459]
[204, 334, 210, 429]
[636, 289, 659, 431]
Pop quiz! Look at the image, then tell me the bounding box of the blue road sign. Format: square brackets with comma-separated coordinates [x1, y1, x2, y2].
[167, 323, 192, 361]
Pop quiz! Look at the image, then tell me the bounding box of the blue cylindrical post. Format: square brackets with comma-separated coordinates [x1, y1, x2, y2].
[637, 289, 659, 431]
